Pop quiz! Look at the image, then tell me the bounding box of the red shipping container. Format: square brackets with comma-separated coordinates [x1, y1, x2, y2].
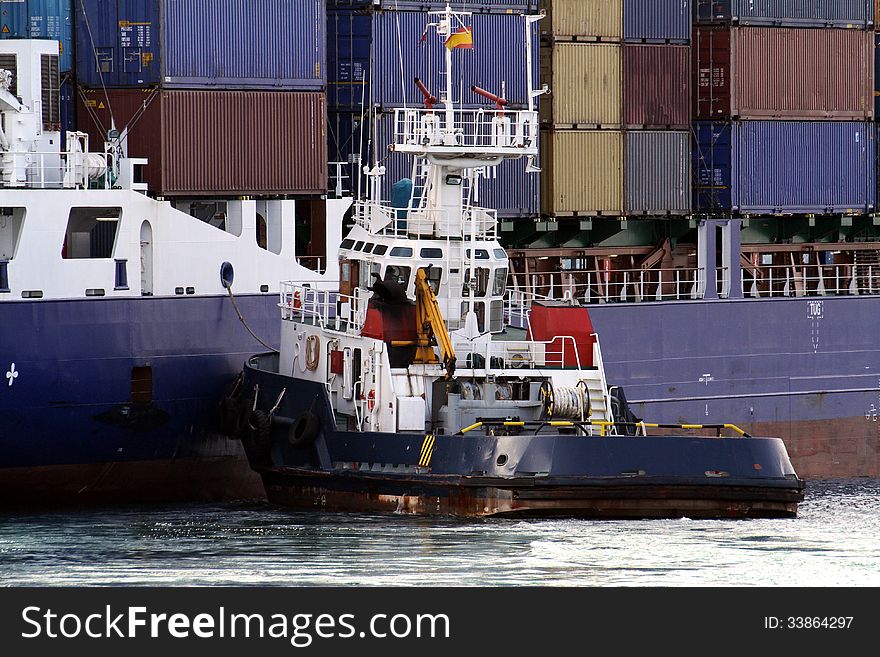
[77, 88, 327, 196]
[624, 44, 691, 128]
[695, 26, 874, 121]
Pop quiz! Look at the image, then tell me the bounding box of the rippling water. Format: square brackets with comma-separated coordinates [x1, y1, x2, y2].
[1, 479, 878, 587]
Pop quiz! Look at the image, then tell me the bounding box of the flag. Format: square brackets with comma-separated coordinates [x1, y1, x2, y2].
[445, 26, 473, 50]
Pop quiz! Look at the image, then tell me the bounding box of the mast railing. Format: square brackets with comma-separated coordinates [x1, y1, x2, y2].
[392, 108, 539, 155]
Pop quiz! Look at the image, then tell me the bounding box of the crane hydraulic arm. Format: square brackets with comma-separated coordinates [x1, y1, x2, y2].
[414, 267, 456, 378]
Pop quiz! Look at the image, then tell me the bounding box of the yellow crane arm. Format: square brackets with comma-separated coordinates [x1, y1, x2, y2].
[414, 267, 456, 378]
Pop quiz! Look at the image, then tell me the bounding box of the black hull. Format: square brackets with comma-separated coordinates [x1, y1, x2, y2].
[241, 354, 805, 520]
[261, 470, 801, 519]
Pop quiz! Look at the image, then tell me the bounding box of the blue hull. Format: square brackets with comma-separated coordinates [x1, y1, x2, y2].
[0, 294, 278, 506]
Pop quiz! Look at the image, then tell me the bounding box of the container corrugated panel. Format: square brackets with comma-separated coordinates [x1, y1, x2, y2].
[541, 0, 622, 41]
[875, 31, 880, 118]
[696, 0, 873, 28]
[329, 110, 539, 216]
[76, 0, 326, 89]
[541, 130, 623, 216]
[695, 27, 874, 120]
[625, 130, 691, 215]
[694, 121, 876, 214]
[77, 89, 327, 196]
[0, 0, 73, 71]
[329, 9, 538, 109]
[623, 44, 690, 127]
[624, 0, 691, 43]
[540, 43, 621, 127]
[329, 1, 537, 8]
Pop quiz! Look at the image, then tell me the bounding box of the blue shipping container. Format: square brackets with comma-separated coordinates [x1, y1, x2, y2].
[329, 110, 539, 217]
[76, 0, 325, 89]
[328, 1, 537, 10]
[328, 8, 539, 109]
[696, 0, 873, 28]
[624, 0, 691, 43]
[694, 121, 876, 215]
[0, 0, 73, 71]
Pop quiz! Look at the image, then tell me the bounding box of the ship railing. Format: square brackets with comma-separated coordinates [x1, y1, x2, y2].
[353, 200, 498, 239]
[392, 108, 539, 155]
[506, 266, 721, 306]
[279, 283, 368, 335]
[742, 263, 880, 298]
[1, 148, 103, 190]
[456, 335, 584, 372]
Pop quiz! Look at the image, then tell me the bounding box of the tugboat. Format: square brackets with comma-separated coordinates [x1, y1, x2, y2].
[234, 6, 805, 518]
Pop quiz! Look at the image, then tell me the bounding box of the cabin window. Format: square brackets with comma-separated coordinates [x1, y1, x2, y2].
[467, 249, 490, 260]
[354, 241, 365, 251]
[372, 244, 388, 256]
[62, 208, 121, 259]
[461, 301, 486, 333]
[341, 239, 355, 250]
[420, 248, 444, 259]
[390, 246, 413, 257]
[362, 243, 375, 254]
[462, 268, 490, 297]
[493, 248, 507, 260]
[0, 208, 26, 260]
[493, 268, 508, 296]
[425, 267, 443, 294]
[385, 265, 411, 289]
[131, 366, 152, 403]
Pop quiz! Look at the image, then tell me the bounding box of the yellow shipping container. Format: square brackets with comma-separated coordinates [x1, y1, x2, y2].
[541, 0, 623, 40]
[541, 43, 621, 127]
[541, 130, 624, 216]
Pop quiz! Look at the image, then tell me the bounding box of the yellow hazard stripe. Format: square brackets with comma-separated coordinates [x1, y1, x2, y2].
[418, 434, 436, 467]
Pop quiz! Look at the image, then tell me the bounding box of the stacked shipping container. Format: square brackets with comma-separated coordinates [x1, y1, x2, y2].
[694, 1, 877, 215]
[74, 0, 328, 197]
[326, 1, 540, 217]
[540, 0, 692, 218]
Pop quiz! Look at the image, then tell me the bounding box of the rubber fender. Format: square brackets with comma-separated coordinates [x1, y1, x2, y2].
[288, 410, 320, 448]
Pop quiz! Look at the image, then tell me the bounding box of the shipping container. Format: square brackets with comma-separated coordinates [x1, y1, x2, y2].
[624, 0, 691, 43]
[694, 121, 875, 214]
[541, 130, 623, 216]
[75, 0, 325, 89]
[329, 110, 539, 217]
[540, 43, 621, 127]
[696, 0, 873, 28]
[624, 44, 690, 127]
[329, 0, 537, 9]
[328, 8, 538, 109]
[540, 0, 622, 41]
[625, 130, 691, 215]
[77, 89, 328, 196]
[695, 26, 874, 120]
[0, 0, 73, 71]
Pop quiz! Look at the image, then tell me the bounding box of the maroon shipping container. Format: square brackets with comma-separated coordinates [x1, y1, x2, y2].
[695, 26, 874, 121]
[624, 44, 691, 128]
[77, 89, 327, 196]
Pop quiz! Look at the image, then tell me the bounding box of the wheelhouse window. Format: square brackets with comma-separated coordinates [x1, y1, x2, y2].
[420, 247, 444, 259]
[493, 268, 508, 296]
[390, 246, 413, 257]
[462, 268, 490, 297]
[425, 267, 443, 294]
[385, 264, 411, 288]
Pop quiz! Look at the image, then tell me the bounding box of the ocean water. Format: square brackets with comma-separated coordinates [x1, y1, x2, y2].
[1, 479, 878, 587]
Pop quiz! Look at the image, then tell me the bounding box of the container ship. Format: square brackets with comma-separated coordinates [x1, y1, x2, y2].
[0, 0, 876, 508]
